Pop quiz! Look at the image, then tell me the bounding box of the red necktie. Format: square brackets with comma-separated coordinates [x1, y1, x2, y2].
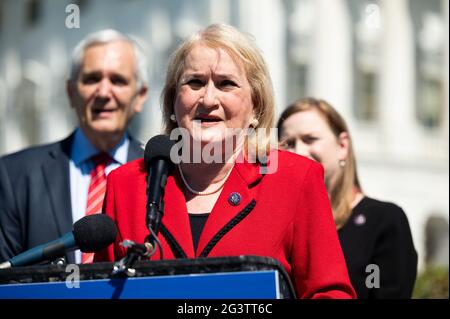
[82, 153, 112, 264]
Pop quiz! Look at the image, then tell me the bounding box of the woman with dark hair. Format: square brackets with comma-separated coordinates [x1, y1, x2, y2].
[277, 97, 418, 298]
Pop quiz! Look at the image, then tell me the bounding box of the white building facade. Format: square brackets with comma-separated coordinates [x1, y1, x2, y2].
[0, 0, 448, 271]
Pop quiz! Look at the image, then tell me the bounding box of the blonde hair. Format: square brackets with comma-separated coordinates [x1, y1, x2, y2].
[161, 23, 275, 159]
[277, 97, 362, 230]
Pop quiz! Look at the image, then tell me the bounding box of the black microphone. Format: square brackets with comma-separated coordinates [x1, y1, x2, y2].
[0, 214, 117, 269]
[144, 135, 176, 239]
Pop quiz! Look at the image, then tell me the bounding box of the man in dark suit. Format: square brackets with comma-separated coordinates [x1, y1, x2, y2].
[0, 29, 148, 264]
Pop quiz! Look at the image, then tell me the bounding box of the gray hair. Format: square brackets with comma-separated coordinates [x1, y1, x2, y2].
[69, 29, 149, 90]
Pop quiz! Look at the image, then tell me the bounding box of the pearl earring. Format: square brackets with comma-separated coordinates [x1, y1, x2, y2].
[339, 160, 346, 167]
[250, 118, 259, 128]
[170, 114, 176, 123]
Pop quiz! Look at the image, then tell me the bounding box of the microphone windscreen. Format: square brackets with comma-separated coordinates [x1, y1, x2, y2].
[144, 135, 176, 170]
[73, 214, 118, 253]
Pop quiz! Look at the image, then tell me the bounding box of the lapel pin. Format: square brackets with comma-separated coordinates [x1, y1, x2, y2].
[228, 192, 241, 206]
[354, 214, 366, 226]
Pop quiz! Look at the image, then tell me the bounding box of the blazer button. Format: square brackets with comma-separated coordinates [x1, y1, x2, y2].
[228, 192, 241, 206]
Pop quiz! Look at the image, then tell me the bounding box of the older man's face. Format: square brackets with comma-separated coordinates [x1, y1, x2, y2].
[68, 40, 147, 141]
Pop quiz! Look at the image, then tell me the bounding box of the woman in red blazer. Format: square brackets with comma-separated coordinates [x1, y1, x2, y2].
[95, 24, 356, 299]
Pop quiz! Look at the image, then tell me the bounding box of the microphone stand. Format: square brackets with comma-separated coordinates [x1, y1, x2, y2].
[144, 203, 164, 259]
[111, 168, 167, 277]
[111, 240, 156, 277]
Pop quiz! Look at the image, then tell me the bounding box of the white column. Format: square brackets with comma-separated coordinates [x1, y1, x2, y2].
[378, 0, 417, 157]
[238, 0, 287, 118]
[210, 0, 230, 24]
[0, 78, 6, 154]
[310, 0, 353, 120]
[44, 3, 73, 143]
[44, 39, 73, 142]
[443, 0, 449, 143]
[2, 1, 25, 154]
[142, 5, 170, 140]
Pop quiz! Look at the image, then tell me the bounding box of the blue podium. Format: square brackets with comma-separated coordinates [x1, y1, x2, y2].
[0, 256, 295, 299]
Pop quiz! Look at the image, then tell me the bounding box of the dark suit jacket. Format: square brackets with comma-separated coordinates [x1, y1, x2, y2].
[0, 132, 144, 264]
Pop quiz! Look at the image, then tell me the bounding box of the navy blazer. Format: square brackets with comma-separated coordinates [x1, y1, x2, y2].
[0, 132, 144, 264]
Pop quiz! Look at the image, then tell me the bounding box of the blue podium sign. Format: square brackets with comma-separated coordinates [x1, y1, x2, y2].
[0, 270, 280, 299]
[0, 256, 295, 299]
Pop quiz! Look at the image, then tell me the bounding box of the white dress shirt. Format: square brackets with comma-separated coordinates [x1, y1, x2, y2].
[69, 128, 129, 263]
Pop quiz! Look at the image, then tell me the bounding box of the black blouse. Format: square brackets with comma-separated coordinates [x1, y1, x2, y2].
[189, 213, 209, 252]
[338, 197, 418, 299]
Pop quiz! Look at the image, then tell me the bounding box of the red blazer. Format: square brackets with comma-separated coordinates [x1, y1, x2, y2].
[95, 150, 356, 299]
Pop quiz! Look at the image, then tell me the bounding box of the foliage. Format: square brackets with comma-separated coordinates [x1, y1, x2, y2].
[413, 265, 449, 299]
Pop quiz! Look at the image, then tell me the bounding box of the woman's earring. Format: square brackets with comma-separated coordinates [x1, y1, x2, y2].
[170, 114, 176, 123]
[250, 118, 259, 128]
[339, 160, 346, 167]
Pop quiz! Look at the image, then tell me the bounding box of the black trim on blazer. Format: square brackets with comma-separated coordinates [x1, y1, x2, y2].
[160, 200, 256, 259]
[199, 199, 256, 258]
[160, 224, 187, 258]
